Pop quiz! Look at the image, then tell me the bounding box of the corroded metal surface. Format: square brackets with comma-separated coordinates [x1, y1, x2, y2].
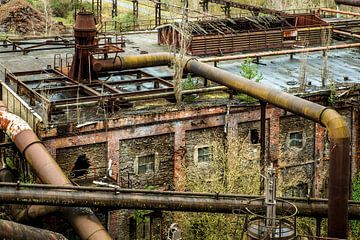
[101, 52, 350, 238]
[0, 184, 360, 219]
[0, 106, 111, 240]
[0, 219, 67, 240]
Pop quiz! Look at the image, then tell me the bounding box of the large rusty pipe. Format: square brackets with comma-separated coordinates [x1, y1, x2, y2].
[0, 219, 67, 240]
[92, 52, 173, 72]
[185, 59, 350, 239]
[0, 103, 111, 240]
[92, 53, 350, 238]
[335, 0, 360, 6]
[0, 185, 360, 219]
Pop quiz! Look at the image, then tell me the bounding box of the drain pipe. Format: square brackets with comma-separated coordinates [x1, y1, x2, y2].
[92, 53, 350, 238]
[0, 103, 112, 240]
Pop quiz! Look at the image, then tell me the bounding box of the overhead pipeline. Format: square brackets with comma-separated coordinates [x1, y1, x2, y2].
[91, 53, 350, 239]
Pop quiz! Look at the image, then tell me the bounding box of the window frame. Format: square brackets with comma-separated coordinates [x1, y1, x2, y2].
[288, 131, 304, 148]
[134, 152, 159, 175]
[194, 144, 212, 165]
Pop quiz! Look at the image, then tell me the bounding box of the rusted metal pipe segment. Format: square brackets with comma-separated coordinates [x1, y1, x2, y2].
[101, 53, 350, 238]
[0, 104, 111, 240]
[184, 59, 350, 238]
[0, 219, 67, 240]
[92, 52, 173, 72]
[319, 7, 360, 16]
[199, 43, 360, 63]
[0, 185, 360, 220]
[335, 0, 360, 6]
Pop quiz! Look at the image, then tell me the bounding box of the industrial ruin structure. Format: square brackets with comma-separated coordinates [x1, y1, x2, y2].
[0, 0, 359, 240]
[158, 14, 331, 55]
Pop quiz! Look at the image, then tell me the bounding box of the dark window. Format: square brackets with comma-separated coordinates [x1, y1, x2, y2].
[138, 154, 155, 174]
[284, 182, 308, 197]
[250, 129, 259, 144]
[70, 154, 90, 178]
[289, 132, 303, 148]
[129, 211, 162, 240]
[198, 146, 211, 163]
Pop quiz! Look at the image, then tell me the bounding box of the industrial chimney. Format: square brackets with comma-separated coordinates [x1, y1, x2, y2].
[69, 11, 98, 81]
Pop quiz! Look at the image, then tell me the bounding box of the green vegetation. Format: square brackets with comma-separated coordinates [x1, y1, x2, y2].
[179, 137, 261, 239]
[240, 58, 263, 83]
[328, 79, 336, 105]
[181, 74, 199, 103]
[113, 13, 138, 31]
[351, 174, 360, 238]
[236, 58, 263, 103]
[50, 0, 72, 18]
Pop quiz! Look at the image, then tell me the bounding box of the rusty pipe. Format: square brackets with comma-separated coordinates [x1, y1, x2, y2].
[184, 59, 350, 239]
[319, 7, 360, 16]
[0, 185, 360, 219]
[335, 0, 360, 6]
[92, 53, 350, 238]
[92, 52, 173, 72]
[0, 103, 111, 240]
[0, 219, 67, 240]
[199, 43, 360, 63]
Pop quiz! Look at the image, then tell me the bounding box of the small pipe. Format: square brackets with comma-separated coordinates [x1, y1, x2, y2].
[333, 29, 360, 39]
[319, 7, 360, 17]
[0, 219, 67, 240]
[199, 43, 360, 63]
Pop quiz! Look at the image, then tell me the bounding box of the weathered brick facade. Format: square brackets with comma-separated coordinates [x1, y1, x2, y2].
[39, 91, 360, 239]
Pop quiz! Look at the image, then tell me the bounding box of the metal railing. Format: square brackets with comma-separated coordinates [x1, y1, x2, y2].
[0, 80, 43, 130]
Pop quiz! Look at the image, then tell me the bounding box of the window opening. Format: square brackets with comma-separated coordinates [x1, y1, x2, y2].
[138, 154, 155, 174]
[197, 146, 211, 163]
[71, 154, 91, 178]
[289, 132, 303, 148]
[250, 129, 259, 144]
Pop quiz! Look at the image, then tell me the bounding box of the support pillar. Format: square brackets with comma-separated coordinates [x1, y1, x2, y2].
[132, 0, 139, 19]
[112, 0, 117, 18]
[155, 0, 161, 27]
[173, 122, 186, 191]
[260, 101, 267, 194]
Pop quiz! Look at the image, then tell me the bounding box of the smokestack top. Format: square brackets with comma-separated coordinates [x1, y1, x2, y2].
[73, 11, 97, 38]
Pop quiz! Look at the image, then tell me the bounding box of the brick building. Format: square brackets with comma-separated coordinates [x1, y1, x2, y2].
[29, 87, 358, 239]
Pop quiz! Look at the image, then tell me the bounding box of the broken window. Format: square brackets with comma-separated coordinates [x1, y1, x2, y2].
[284, 182, 308, 197]
[250, 129, 259, 144]
[70, 154, 91, 178]
[138, 154, 155, 174]
[129, 211, 162, 240]
[197, 146, 211, 163]
[289, 132, 303, 148]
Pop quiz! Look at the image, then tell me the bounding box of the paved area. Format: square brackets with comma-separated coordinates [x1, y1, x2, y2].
[0, 32, 359, 93]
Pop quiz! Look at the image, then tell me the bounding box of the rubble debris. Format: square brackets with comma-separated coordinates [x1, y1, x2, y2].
[0, 0, 64, 35]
